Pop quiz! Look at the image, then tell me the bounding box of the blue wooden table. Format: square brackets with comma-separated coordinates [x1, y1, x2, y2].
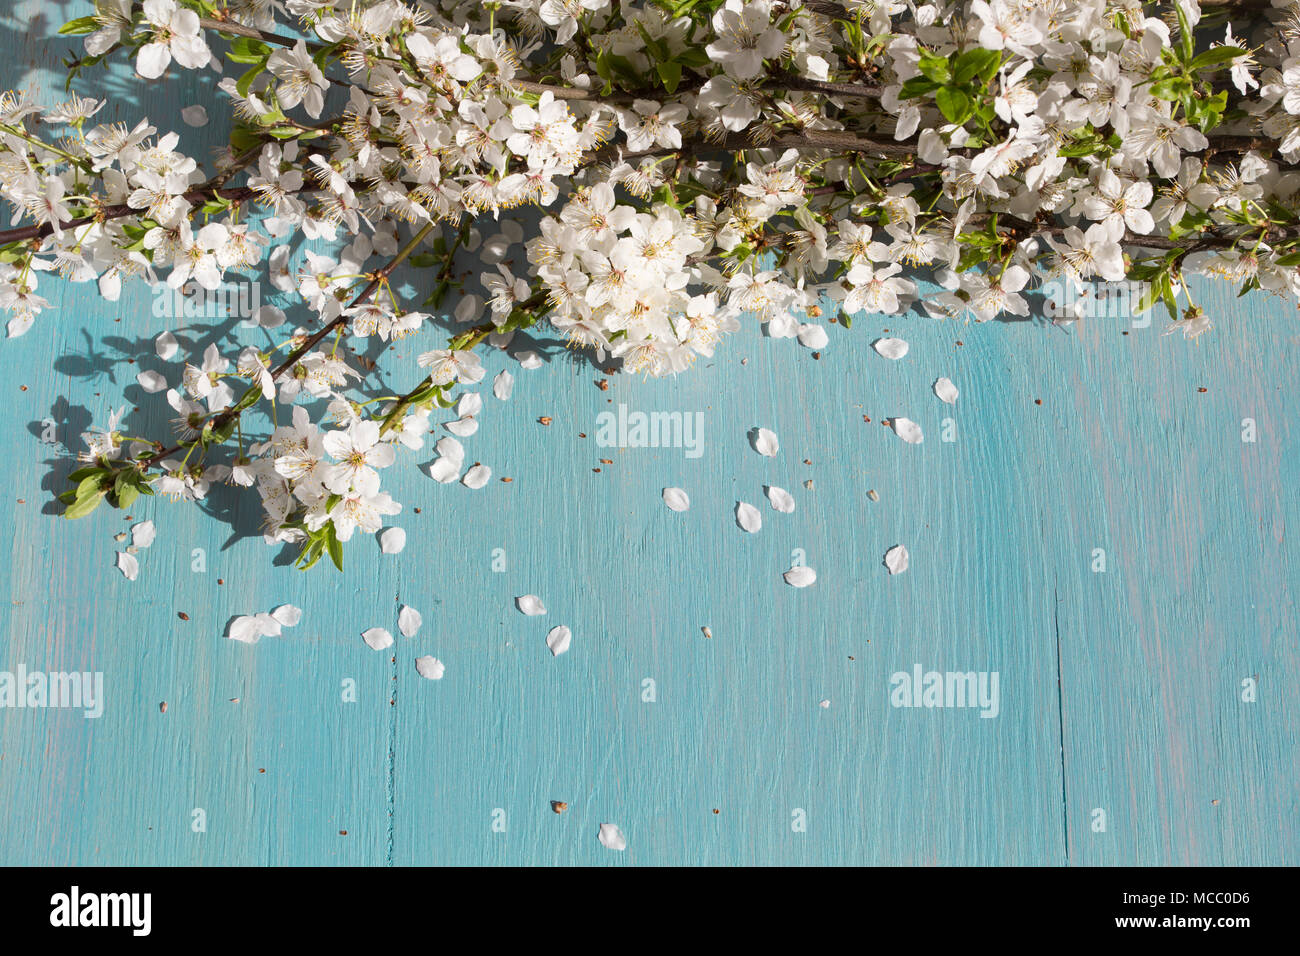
[0, 2, 1296, 866]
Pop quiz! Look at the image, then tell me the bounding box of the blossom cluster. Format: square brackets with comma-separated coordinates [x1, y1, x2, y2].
[1, 0, 1297, 567]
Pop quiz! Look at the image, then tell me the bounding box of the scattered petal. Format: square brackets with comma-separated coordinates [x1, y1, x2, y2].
[445, 416, 479, 437]
[115, 551, 138, 581]
[546, 625, 571, 657]
[493, 369, 514, 401]
[462, 463, 491, 488]
[271, 604, 303, 627]
[155, 331, 178, 360]
[662, 487, 690, 512]
[873, 337, 909, 360]
[797, 324, 829, 349]
[427, 457, 461, 483]
[735, 501, 762, 533]
[765, 486, 795, 513]
[783, 565, 817, 588]
[181, 104, 209, 127]
[517, 351, 542, 369]
[934, 377, 959, 405]
[516, 594, 546, 616]
[415, 656, 445, 680]
[598, 823, 627, 851]
[398, 605, 423, 638]
[131, 519, 156, 548]
[379, 526, 407, 554]
[227, 615, 262, 644]
[892, 417, 924, 444]
[136, 370, 167, 393]
[885, 544, 910, 575]
[751, 427, 779, 457]
[362, 627, 394, 650]
[819, 699, 831, 709]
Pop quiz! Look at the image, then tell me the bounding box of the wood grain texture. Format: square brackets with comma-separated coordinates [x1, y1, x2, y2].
[0, 3, 1295, 866]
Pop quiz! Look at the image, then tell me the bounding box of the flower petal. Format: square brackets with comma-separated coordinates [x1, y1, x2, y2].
[379, 527, 407, 554]
[271, 604, 303, 627]
[783, 565, 817, 588]
[415, 656, 445, 680]
[131, 520, 156, 548]
[462, 463, 492, 488]
[362, 627, 394, 650]
[751, 427, 779, 457]
[598, 823, 627, 851]
[885, 544, 910, 575]
[735, 501, 762, 533]
[398, 605, 423, 638]
[115, 551, 139, 581]
[516, 594, 546, 616]
[546, 625, 572, 657]
[933, 377, 959, 405]
[873, 337, 909, 360]
[892, 417, 924, 444]
[662, 487, 690, 512]
[765, 486, 795, 513]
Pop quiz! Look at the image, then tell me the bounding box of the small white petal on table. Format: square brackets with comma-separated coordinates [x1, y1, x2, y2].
[398, 605, 423, 638]
[783, 565, 817, 588]
[873, 337, 910, 360]
[131, 520, 156, 548]
[751, 427, 779, 457]
[885, 544, 910, 575]
[797, 324, 829, 349]
[516, 351, 542, 370]
[765, 486, 795, 513]
[181, 105, 209, 126]
[462, 463, 491, 488]
[735, 501, 762, 533]
[892, 417, 924, 444]
[227, 615, 262, 644]
[546, 625, 571, 657]
[492, 369, 514, 401]
[598, 823, 627, 851]
[415, 656, 445, 680]
[457, 392, 483, 417]
[515, 594, 546, 616]
[136, 370, 167, 393]
[428, 458, 461, 483]
[115, 552, 139, 581]
[819, 699, 831, 709]
[155, 331, 178, 360]
[445, 416, 479, 437]
[253, 612, 282, 638]
[662, 487, 690, 512]
[379, 526, 406, 554]
[934, 377, 959, 405]
[271, 604, 302, 627]
[362, 627, 394, 650]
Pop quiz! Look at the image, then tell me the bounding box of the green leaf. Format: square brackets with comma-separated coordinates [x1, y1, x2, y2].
[325, 527, 344, 572]
[917, 50, 951, 84]
[63, 490, 105, 519]
[58, 16, 99, 35]
[934, 87, 973, 125]
[1189, 46, 1247, 71]
[954, 48, 1000, 86]
[898, 76, 940, 100]
[657, 59, 682, 94]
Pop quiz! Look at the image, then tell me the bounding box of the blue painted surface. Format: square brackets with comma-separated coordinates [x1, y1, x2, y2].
[0, 3, 1296, 866]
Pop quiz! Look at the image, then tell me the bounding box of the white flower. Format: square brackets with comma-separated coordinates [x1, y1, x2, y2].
[136, 0, 209, 79]
[267, 41, 327, 118]
[322, 420, 395, 496]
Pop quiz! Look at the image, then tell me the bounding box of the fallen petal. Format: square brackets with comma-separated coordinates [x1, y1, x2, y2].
[892, 417, 924, 444]
[271, 604, 303, 627]
[516, 594, 546, 616]
[765, 486, 795, 513]
[115, 551, 138, 581]
[598, 823, 627, 851]
[379, 527, 407, 554]
[662, 487, 690, 512]
[751, 427, 779, 457]
[735, 501, 762, 533]
[934, 377, 959, 405]
[362, 627, 394, 650]
[415, 656, 445, 680]
[783, 565, 817, 588]
[462, 463, 491, 488]
[493, 369, 514, 401]
[873, 337, 909, 360]
[131, 519, 156, 548]
[546, 625, 571, 657]
[885, 544, 910, 575]
[398, 605, 423, 638]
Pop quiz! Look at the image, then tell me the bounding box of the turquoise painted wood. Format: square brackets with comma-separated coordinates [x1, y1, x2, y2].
[0, 3, 1296, 866]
